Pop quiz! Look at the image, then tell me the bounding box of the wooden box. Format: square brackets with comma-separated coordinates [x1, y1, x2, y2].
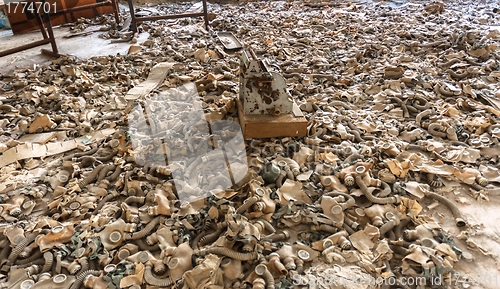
[237, 99, 308, 139]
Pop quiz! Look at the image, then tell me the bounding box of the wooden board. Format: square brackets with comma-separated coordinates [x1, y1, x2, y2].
[5, 0, 113, 34]
[237, 100, 308, 139]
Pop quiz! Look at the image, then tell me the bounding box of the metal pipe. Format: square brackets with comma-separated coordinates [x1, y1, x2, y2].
[202, 0, 208, 29]
[41, 0, 58, 54]
[0, 39, 52, 57]
[136, 12, 207, 23]
[49, 1, 112, 16]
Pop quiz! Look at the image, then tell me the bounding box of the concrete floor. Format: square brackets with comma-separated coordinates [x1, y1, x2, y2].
[0, 18, 149, 75]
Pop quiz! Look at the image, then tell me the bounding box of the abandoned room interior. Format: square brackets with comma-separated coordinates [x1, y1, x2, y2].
[1, 0, 500, 288]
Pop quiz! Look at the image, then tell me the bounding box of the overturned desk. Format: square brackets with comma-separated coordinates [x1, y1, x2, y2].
[48, 0, 119, 26]
[0, 0, 120, 58]
[0, 0, 58, 57]
[126, 0, 209, 33]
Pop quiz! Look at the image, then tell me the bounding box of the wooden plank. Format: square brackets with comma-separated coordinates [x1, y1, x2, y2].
[237, 100, 308, 139]
[125, 62, 175, 101]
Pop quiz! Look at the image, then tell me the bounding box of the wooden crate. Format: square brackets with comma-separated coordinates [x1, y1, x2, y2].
[237, 99, 308, 139]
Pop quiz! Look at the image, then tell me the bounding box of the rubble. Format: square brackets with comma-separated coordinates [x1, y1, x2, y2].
[1, 0, 500, 288]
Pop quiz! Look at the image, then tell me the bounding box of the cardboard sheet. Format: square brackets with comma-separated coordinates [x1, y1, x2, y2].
[0, 128, 114, 167]
[18, 132, 65, 144]
[125, 62, 175, 101]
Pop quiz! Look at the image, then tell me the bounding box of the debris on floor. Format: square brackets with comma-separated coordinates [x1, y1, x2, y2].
[1, 0, 500, 289]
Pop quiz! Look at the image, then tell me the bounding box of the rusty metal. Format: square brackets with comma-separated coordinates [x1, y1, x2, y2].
[126, 0, 209, 33]
[218, 32, 243, 50]
[239, 49, 293, 115]
[237, 49, 308, 139]
[0, 0, 58, 58]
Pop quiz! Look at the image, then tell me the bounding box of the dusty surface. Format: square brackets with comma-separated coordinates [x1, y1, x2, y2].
[1, 1, 500, 289]
[0, 28, 147, 75]
[0, 5, 148, 75]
